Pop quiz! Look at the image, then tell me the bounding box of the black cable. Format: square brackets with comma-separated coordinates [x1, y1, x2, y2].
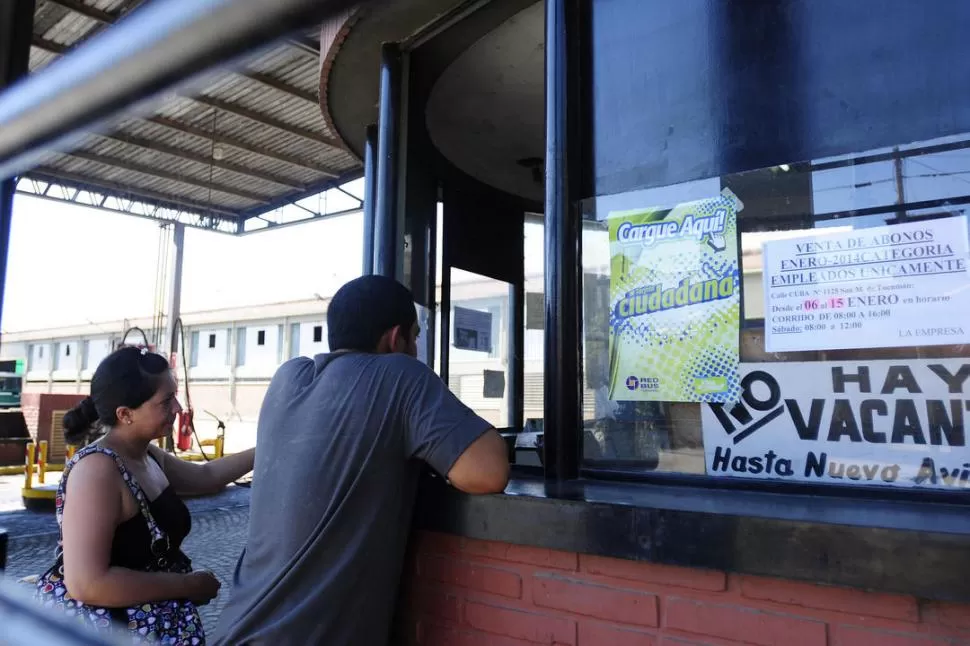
[120, 326, 150, 349]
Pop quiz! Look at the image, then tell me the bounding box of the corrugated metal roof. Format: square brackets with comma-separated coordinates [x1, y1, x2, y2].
[21, 0, 363, 233]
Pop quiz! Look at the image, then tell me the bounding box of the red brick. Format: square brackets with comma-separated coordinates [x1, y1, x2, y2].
[582, 555, 726, 592]
[665, 597, 827, 646]
[419, 554, 522, 599]
[533, 574, 659, 628]
[415, 532, 462, 556]
[419, 621, 552, 646]
[464, 601, 577, 645]
[660, 638, 748, 646]
[410, 585, 461, 623]
[832, 625, 957, 646]
[579, 621, 657, 646]
[921, 601, 970, 631]
[740, 575, 919, 621]
[463, 538, 579, 571]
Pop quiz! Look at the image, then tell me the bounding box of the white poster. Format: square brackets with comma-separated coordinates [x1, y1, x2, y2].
[762, 216, 970, 352]
[453, 306, 492, 353]
[701, 360, 970, 491]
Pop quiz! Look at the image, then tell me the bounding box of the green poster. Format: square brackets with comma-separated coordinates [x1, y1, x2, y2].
[608, 189, 743, 403]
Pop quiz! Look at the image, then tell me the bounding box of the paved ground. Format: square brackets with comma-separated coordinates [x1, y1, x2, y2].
[0, 476, 252, 634]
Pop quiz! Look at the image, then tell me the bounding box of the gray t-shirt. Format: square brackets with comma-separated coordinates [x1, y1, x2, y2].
[211, 352, 493, 646]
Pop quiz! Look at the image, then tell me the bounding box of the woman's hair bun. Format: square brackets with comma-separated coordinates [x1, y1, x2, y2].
[63, 397, 99, 443]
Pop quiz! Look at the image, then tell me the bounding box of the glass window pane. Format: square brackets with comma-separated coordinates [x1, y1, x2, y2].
[582, 133, 970, 494]
[448, 268, 509, 427]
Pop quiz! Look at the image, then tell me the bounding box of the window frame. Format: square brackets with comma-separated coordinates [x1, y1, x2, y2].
[561, 0, 970, 508]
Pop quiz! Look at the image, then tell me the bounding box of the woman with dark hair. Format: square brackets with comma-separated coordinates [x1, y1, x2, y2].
[63, 397, 104, 448]
[35, 346, 255, 644]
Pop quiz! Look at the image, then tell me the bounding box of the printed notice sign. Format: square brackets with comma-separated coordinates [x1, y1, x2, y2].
[763, 216, 970, 352]
[701, 360, 970, 491]
[608, 189, 743, 403]
[453, 306, 492, 353]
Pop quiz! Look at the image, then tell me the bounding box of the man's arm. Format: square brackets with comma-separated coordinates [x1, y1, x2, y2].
[446, 429, 509, 494]
[402, 358, 509, 494]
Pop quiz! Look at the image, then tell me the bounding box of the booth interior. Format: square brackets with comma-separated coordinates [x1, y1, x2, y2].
[350, 0, 970, 616]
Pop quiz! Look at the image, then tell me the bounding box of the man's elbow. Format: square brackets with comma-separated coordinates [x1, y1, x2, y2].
[462, 461, 510, 494]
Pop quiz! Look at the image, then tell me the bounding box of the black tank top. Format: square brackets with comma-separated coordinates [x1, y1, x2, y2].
[110, 477, 192, 570]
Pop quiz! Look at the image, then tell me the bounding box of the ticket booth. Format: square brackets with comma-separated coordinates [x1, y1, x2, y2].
[322, 0, 970, 643]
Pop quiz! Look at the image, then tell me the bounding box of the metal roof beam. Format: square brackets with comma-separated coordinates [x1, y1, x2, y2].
[27, 167, 240, 219]
[17, 180, 237, 233]
[31, 34, 66, 55]
[66, 149, 270, 204]
[242, 70, 317, 104]
[39, 4, 320, 106]
[183, 93, 346, 150]
[1, 0, 363, 183]
[98, 132, 306, 190]
[286, 34, 320, 56]
[147, 115, 339, 177]
[43, 0, 116, 25]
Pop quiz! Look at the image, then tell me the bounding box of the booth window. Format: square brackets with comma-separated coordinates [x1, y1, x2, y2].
[579, 0, 970, 497]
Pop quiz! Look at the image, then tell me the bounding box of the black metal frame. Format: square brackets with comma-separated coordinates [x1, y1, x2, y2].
[392, 0, 970, 605]
[541, 0, 583, 488]
[374, 43, 402, 279]
[0, 0, 35, 334]
[361, 124, 378, 275]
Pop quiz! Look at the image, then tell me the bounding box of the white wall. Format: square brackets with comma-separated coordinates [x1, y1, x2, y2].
[82, 337, 113, 377]
[236, 323, 282, 378]
[52, 339, 80, 379]
[294, 321, 328, 357]
[190, 327, 231, 379]
[1, 341, 28, 362]
[27, 342, 52, 379]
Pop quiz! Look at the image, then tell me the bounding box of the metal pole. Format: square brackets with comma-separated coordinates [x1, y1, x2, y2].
[0, 0, 367, 182]
[362, 124, 378, 275]
[374, 43, 401, 278]
[543, 0, 581, 486]
[0, 0, 36, 343]
[164, 223, 185, 356]
[163, 222, 184, 452]
[507, 282, 524, 430]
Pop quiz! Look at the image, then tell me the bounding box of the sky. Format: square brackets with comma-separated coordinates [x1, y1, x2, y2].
[2, 184, 365, 333]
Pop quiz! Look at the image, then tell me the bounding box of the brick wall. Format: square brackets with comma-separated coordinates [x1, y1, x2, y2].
[21, 393, 87, 459]
[395, 531, 970, 646]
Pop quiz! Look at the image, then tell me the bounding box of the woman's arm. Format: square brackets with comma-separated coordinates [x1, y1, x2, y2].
[60, 454, 217, 607]
[149, 444, 255, 496]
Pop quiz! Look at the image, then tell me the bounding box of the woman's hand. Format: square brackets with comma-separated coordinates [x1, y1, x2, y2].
[185, 570, 221, 605]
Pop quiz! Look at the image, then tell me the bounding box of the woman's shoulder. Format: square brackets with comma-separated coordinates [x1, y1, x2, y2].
[65, 449, 123, 489]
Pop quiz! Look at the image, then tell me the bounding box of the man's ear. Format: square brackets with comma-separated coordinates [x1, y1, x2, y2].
[376, 326, 404, 354]
[388, 324, 406, 352]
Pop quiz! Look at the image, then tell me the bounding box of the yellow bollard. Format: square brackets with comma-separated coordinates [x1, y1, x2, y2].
[215, 436, 225, 459]
[24, 442, 35, 491]
[38, 441, 48, 485]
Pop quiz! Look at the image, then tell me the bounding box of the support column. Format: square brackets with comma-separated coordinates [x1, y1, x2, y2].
[164, 222, 185, 355]
[374, 43, 402, 279]
[0, 0, 33, 573]
[543, 0, 582, 486]
[0, 0, 36, 342]
[163, 222, 184, 452]
[507, 283, 524, 430]
[362, 124, 378, 275]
